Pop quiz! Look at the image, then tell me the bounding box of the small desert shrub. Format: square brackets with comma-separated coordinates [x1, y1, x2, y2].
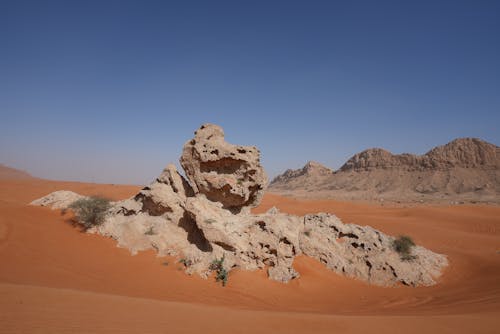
[144, 226, 156, 235]
[179, 258, 192, 267]
[69, 196, 111, 230]
[304, 230, 311, 237]
[392, 235, 416, 261]
[210, 255, 228, 287]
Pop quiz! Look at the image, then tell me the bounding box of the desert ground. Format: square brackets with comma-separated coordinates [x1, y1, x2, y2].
[1, 174, 499, 333]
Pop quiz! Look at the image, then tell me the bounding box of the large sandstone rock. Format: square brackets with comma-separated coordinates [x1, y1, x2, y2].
[114, 164, 193, 220]
[300, 213, 447, 286]
[185, 196, 302, 282]
[31, 123, 449, 287]
[180, 124, 267, 213]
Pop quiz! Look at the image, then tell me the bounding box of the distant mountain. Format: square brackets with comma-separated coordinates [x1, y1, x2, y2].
[271, 161, 333, 185]
[269, 138, 500, 203]
[0, 164, 34, 180]
[340, 138, 499, 171]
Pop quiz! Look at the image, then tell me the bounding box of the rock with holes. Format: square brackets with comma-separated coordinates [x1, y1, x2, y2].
[97, 164, 203, 259]
[300, 213, 448, 286]
[184, 194, 302, 281]
[113, 164, 193, 221]
[180, 123, 267, 213]
[30, 123, 448, 287]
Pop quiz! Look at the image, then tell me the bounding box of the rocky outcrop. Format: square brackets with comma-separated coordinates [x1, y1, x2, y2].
[300, 214, 446, 286]
[31, 124, 448, 286]
[271, 161, 333, 185]
[425, 138, 500, 169]
[30, 190, 84, 209]
[340, 138, 500, 172]
[180, 124, 267, 213]
[184, 197, 303, 282]
[269, 138, 500, 203]
[115, 164, 193, 219]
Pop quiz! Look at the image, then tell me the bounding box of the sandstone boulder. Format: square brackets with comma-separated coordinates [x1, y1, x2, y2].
[180, 124, 267, 213]
[30, 190, 85, 209]
[300, 213, 447, 286]
[185, 195, 302, 281]
[114, 164, 193, 220]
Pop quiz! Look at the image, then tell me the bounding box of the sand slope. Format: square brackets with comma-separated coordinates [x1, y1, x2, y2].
[0, 164, 34, 180]
[1, 179, 499, 333]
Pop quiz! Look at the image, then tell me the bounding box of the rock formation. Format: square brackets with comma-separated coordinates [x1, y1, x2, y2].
[270, 138, 500, 203]
[180, 124, 267, 213]
[30, 190, 84, 209]
[340, 138, 500, 172]
[31, 124, 448, 286]
[271, 161, 333, 185]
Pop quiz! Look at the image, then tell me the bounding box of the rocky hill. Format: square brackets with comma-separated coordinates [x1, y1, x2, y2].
[270, 138, 500, 203]
[271, 161, 333, 185]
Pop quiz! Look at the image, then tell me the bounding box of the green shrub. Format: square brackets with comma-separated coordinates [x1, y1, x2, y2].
[69, 196, 111, 230]
[392, 235, 416, 261]
[210, 255, 228, 286]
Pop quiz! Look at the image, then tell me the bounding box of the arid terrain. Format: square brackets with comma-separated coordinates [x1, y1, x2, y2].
[270, 138, 500, 204]
[1, 164, 499, 333]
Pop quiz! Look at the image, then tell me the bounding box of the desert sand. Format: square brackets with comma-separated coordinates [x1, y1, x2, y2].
[1, 175, 499, 333]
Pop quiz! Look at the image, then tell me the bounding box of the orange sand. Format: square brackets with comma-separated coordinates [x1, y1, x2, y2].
[1, 179, 499, 333]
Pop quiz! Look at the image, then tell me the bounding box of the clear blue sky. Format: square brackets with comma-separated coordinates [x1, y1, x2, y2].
[1, 0, 499, 184]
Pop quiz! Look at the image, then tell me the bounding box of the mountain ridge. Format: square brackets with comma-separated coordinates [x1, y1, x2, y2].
[269, 138, 500, 203]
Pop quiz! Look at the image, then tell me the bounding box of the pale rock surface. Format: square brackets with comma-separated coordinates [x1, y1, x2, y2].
[185, 195, 302, 281]
[113, 164, 192, 220]
[31, 124, 448, 286]
[300, 213, 447, 286]
[30, 190, 85, 210]
[180, 123, 267, 213]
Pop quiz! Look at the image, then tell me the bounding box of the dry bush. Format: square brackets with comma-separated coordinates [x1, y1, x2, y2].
[69, 196, 111, 230]
[392, 235, 416, 261]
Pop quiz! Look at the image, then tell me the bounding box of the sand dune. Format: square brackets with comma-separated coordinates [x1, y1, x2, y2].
[1, 178, 499, 333]
[0, 164, 34, 181]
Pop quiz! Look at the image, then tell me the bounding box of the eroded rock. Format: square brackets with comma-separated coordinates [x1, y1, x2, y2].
[300, 213, 447, 286]
[180, 123, 267, 213]
[30, 190, 85, 209]
[184, 195, 302, 281]
[31, 123, 448, 287]
[114, 164, 192, 220]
